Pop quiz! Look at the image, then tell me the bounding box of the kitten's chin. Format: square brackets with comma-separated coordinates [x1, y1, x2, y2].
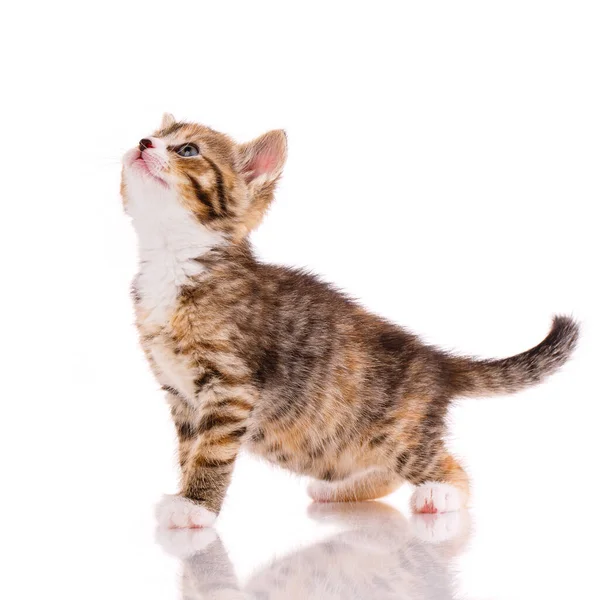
[122, 148, 141, 167]
[123, 149, 169, 188]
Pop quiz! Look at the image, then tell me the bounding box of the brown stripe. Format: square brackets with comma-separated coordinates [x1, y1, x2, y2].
[194, 455, 236, 469]
[215, 398, 253, 412]
[186, 174, 219, 219]
[162, 385, 184, 399]
[395, 451, 410, 474]
[175, 421, 197, 440]
[251, 429, 265, 442]
[322, 469, 338, 482]
[194, 369, 219, 395]
[369, 434, 388, 448]
[192, 252, 220, 268]
[202, 155, 229, 216]
[197, 412, 244, 434]
[226, 427, 247, 440]
[209, 426, 248, 447]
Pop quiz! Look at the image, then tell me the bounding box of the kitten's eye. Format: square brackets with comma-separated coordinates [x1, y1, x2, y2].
[176, 143, 200, 157]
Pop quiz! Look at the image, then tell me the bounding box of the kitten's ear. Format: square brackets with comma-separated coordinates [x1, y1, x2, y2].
[237, 130, 287, 233]
[238, 130, 287, 188]
[160, 112, 176, 129]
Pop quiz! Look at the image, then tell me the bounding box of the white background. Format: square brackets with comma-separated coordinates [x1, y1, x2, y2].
[1, 2, 599, 598]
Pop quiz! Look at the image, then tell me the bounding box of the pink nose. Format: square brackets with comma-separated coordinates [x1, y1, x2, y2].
[139, 138, 153, 150]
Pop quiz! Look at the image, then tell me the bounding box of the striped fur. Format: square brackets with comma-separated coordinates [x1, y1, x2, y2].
[121, 114, 579, 522]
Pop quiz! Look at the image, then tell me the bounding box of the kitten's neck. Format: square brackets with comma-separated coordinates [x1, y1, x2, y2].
[130, 190, 230, 322]
[136, 223, 226, 266]
[127, 176, 226, 262]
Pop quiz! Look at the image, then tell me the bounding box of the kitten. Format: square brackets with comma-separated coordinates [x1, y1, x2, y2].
[121, 114, 578, 528]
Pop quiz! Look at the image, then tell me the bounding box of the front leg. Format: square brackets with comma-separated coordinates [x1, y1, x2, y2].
[158, 385, 254, 528]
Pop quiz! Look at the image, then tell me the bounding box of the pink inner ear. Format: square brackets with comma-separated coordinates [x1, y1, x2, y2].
[243, 145, 281, 182]
[241, 131, 286, 184]
[252, 153, 278, 176]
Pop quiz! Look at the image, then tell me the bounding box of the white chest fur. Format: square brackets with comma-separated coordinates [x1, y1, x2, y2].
[125, 170, 225, 325]
[136, 249, 202, 325]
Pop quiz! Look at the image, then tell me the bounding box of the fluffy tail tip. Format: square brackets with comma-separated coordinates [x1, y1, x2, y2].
[548, 314, 580, 359]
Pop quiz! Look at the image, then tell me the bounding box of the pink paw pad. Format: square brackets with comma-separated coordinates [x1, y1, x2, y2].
[419, 498, 438, 514]
[411, 482, 463, 514]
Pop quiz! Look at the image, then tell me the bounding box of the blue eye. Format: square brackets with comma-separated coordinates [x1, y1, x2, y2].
[176, 143, 200, 157]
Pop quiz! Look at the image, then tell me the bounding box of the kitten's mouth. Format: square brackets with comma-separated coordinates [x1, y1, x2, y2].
[131, 151, 168, 187]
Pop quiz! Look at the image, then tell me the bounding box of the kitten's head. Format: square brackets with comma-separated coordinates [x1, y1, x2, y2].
[121, 113, 287, 241]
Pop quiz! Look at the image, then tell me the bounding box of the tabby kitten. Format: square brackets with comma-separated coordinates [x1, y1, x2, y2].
[121, 114, 578, 528]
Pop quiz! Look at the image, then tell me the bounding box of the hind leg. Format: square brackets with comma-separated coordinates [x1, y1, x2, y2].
[308, 468, 403, 503]
[408, 453, 470, 514]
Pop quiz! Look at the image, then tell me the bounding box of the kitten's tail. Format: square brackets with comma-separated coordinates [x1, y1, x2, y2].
[445, 315, 579, 398]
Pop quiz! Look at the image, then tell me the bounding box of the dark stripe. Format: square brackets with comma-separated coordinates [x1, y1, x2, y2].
[202, 155, 229, 216]
[419, 397, 450, 438]
[255, 348, 279, 386]
[267, 441, 281, 454]
[176, 421, 197, 440]
[414, 459, 436, 483]
[192, 252, 220, 268]
[194, 370, 217, 394]
[186, 174, 219, 219]
[227, 427, 247, 440]
[395, 451, 410, 474]
[197, 413, 244, 434]
[162, 385, 183, 398]
[211, 427, 247, 446]
[215, 398, 253, 412]
[405, 454, 433, 484]
[194, 456, 236, 469]
[251, 429, 265, 442]
[321, 469, 337, 482]
[369, 434, 388, 448]
[308, 445, 325, 460]
[184, 492, 206, 504]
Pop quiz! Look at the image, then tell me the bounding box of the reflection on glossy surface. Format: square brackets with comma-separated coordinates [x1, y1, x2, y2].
[157, 502, 471, 599]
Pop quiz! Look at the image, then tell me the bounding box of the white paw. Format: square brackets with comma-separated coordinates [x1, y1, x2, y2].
[410, 482, 463, 514]
[155, 494, 217, 529]
[410, 512, 462, 543]
[156, 527, 218, 558]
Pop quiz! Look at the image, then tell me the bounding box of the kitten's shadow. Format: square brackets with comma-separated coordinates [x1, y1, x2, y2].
[157, 503, 472, 600]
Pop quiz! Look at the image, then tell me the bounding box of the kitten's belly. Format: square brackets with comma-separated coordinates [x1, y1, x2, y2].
[247, 419, 373, 482]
